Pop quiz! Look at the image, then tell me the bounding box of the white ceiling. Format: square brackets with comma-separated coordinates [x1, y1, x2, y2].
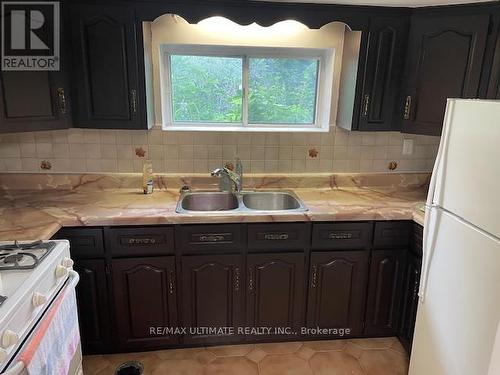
[258, 0, 494, 7]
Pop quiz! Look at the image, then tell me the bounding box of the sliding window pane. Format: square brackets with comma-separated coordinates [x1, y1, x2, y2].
[170, 55, 243, 123]
[248, 58, 319, 124]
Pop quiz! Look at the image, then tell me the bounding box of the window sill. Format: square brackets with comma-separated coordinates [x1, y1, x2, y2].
[161, 124, 332, 133]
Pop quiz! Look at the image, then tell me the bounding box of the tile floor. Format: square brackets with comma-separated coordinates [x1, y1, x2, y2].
[83, 337, 409, 375]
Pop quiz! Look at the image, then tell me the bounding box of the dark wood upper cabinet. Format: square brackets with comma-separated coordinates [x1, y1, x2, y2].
[358, 16, 409, 131]
[181, 254, 244, 344]
[0, 7, 71, 133]
[400, 13, 490, 135]
[487, 21, 500, 99]
[70, 4, 144, 129]
[112, 256, 178, 350]
[246, 253, 305, 340]
[365, 249, 407, 336]
[73, 259, 111, 354]
[307, 251, 368, 336]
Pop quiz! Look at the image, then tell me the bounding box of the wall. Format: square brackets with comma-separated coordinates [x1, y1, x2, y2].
[0, 127, 439, 173]
[0, 15, 440, 174]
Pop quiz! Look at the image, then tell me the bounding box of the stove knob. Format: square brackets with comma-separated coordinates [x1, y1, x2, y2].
[2, 330, 19, 348]
[32, 292, 47, 307]
[0, 348, 7, 363]
[62, 257, 74, 268]
[55, 265, 68, 278]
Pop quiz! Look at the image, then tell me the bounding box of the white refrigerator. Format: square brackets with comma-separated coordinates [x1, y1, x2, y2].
[409, 99, 500, 375]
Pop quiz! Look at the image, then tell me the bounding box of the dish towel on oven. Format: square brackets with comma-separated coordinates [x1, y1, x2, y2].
[19, 287, 80, 375]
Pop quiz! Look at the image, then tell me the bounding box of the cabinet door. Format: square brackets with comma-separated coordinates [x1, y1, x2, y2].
[112, 256, 178, 350]
[73, 259, 111, 354]
[70, 4, 142, 129]
[398, 253, 422, 353]
[487, 28, 500, 99]
[401, 14, 489, 135]
[365, 249, 407, 336]
[182, 255, 244, 344]
[307, 251, 368, 336]
[358, 16, 409, 131]
[246, 253, 305, 341]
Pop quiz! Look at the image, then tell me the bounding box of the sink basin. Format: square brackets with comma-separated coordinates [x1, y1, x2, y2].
[242, 191, 305, 211]
[177, 192, 238, 212]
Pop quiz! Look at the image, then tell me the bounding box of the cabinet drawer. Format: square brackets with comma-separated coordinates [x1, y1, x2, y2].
[55, 227, 104, 259]
[177, 224, 243, 254]
[412, 223, 423, 256]
[105, 227, 174, 257]
[248, 223, 308, 251]
[312, 222, 372, 250]
[373, 221, 411, 249]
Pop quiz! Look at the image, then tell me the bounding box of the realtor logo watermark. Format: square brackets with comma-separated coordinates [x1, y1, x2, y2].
[1, 1, 59, 70]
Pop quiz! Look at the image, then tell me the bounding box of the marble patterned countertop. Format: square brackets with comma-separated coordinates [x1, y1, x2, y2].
[0, 173, 428, 241]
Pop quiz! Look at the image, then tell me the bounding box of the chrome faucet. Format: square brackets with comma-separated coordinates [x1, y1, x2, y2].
[211, 158, 243, 193]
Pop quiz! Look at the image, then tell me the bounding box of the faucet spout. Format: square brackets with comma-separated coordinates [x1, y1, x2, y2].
[210, 165, 242, 193]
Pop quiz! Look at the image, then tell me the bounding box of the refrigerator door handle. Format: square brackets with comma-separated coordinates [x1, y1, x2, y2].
[419, 206, 440, 302]
[426, 99, 454, 209]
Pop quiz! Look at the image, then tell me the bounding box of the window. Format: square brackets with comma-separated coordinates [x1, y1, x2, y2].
[160, 45, 334, 132]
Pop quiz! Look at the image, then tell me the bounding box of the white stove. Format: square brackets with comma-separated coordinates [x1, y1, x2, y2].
[0, 240, 76, 373]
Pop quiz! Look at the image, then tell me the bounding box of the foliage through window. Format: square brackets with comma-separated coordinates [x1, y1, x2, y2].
[160, 45, 334, 131]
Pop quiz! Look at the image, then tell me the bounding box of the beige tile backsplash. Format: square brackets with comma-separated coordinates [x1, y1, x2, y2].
[0, 127, 440, 174]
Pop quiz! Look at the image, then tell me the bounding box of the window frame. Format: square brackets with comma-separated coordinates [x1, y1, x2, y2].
[159, 44, 334, 132]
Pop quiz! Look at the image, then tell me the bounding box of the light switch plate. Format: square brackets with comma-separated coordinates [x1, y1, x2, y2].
[402, 138, 414, 155]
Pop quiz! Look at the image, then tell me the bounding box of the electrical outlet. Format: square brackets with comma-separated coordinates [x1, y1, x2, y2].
[402, 138, 414, 155]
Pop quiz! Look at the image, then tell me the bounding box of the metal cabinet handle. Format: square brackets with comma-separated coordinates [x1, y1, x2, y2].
[127, 238, 156, 245]
[328, 232, 353, 240]
[57, 88, 66, 114]
[199, 234, 226, 242]
[233, 267, 240, 292]
[248, 267, 254, 291]
[404, 95, 412, 120]
[263, 233, 289, 241]
[131, 89, 137, 114]
[168, 270, 175, 295]
[362, 94, 370, 116]
[311, 265, 317, 288]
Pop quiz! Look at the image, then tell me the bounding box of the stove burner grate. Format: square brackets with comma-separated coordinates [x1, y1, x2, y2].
[0, 241, 56, 271]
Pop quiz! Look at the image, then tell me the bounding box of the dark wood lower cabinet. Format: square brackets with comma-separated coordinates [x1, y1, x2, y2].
[73, 259, 111, 354]
[112, 256, 178, 350]
[307, 251, 368, 336]
[246, 253, 305, 340]
[59, 221, 422, 353]
[181, 255, 244, 344]
[398, 253, 422, 353]
[364, 249, 407, 336]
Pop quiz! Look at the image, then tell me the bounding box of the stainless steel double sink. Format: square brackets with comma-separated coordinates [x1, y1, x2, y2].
[175, 190, 308, 213]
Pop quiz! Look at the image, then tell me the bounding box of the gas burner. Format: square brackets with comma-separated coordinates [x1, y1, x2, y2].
[0, 241, 55, 271]
[0, 240, 43, 251]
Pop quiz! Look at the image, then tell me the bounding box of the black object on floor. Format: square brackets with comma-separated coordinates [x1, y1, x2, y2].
[115, 362, 144, 375]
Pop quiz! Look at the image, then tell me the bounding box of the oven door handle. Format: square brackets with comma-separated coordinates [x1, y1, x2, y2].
[2, 270, 80, 375]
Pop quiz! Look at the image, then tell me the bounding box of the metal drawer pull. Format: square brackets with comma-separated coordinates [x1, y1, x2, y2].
[199, 234, 226, 242]
[233, 267, 240, 291]
[263, 233, 289, 241]
[169, 270, 175, 295]
[131, 89, 137, 113]
[127, 238, 157, 245]
[57, 88, 66, 114]
[311, 265, 317, 288]
[328, 232, 353, 240]
[248, 267, 254, 291]
[404, 95, 412, 120]
[362, 94, 370, 116]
